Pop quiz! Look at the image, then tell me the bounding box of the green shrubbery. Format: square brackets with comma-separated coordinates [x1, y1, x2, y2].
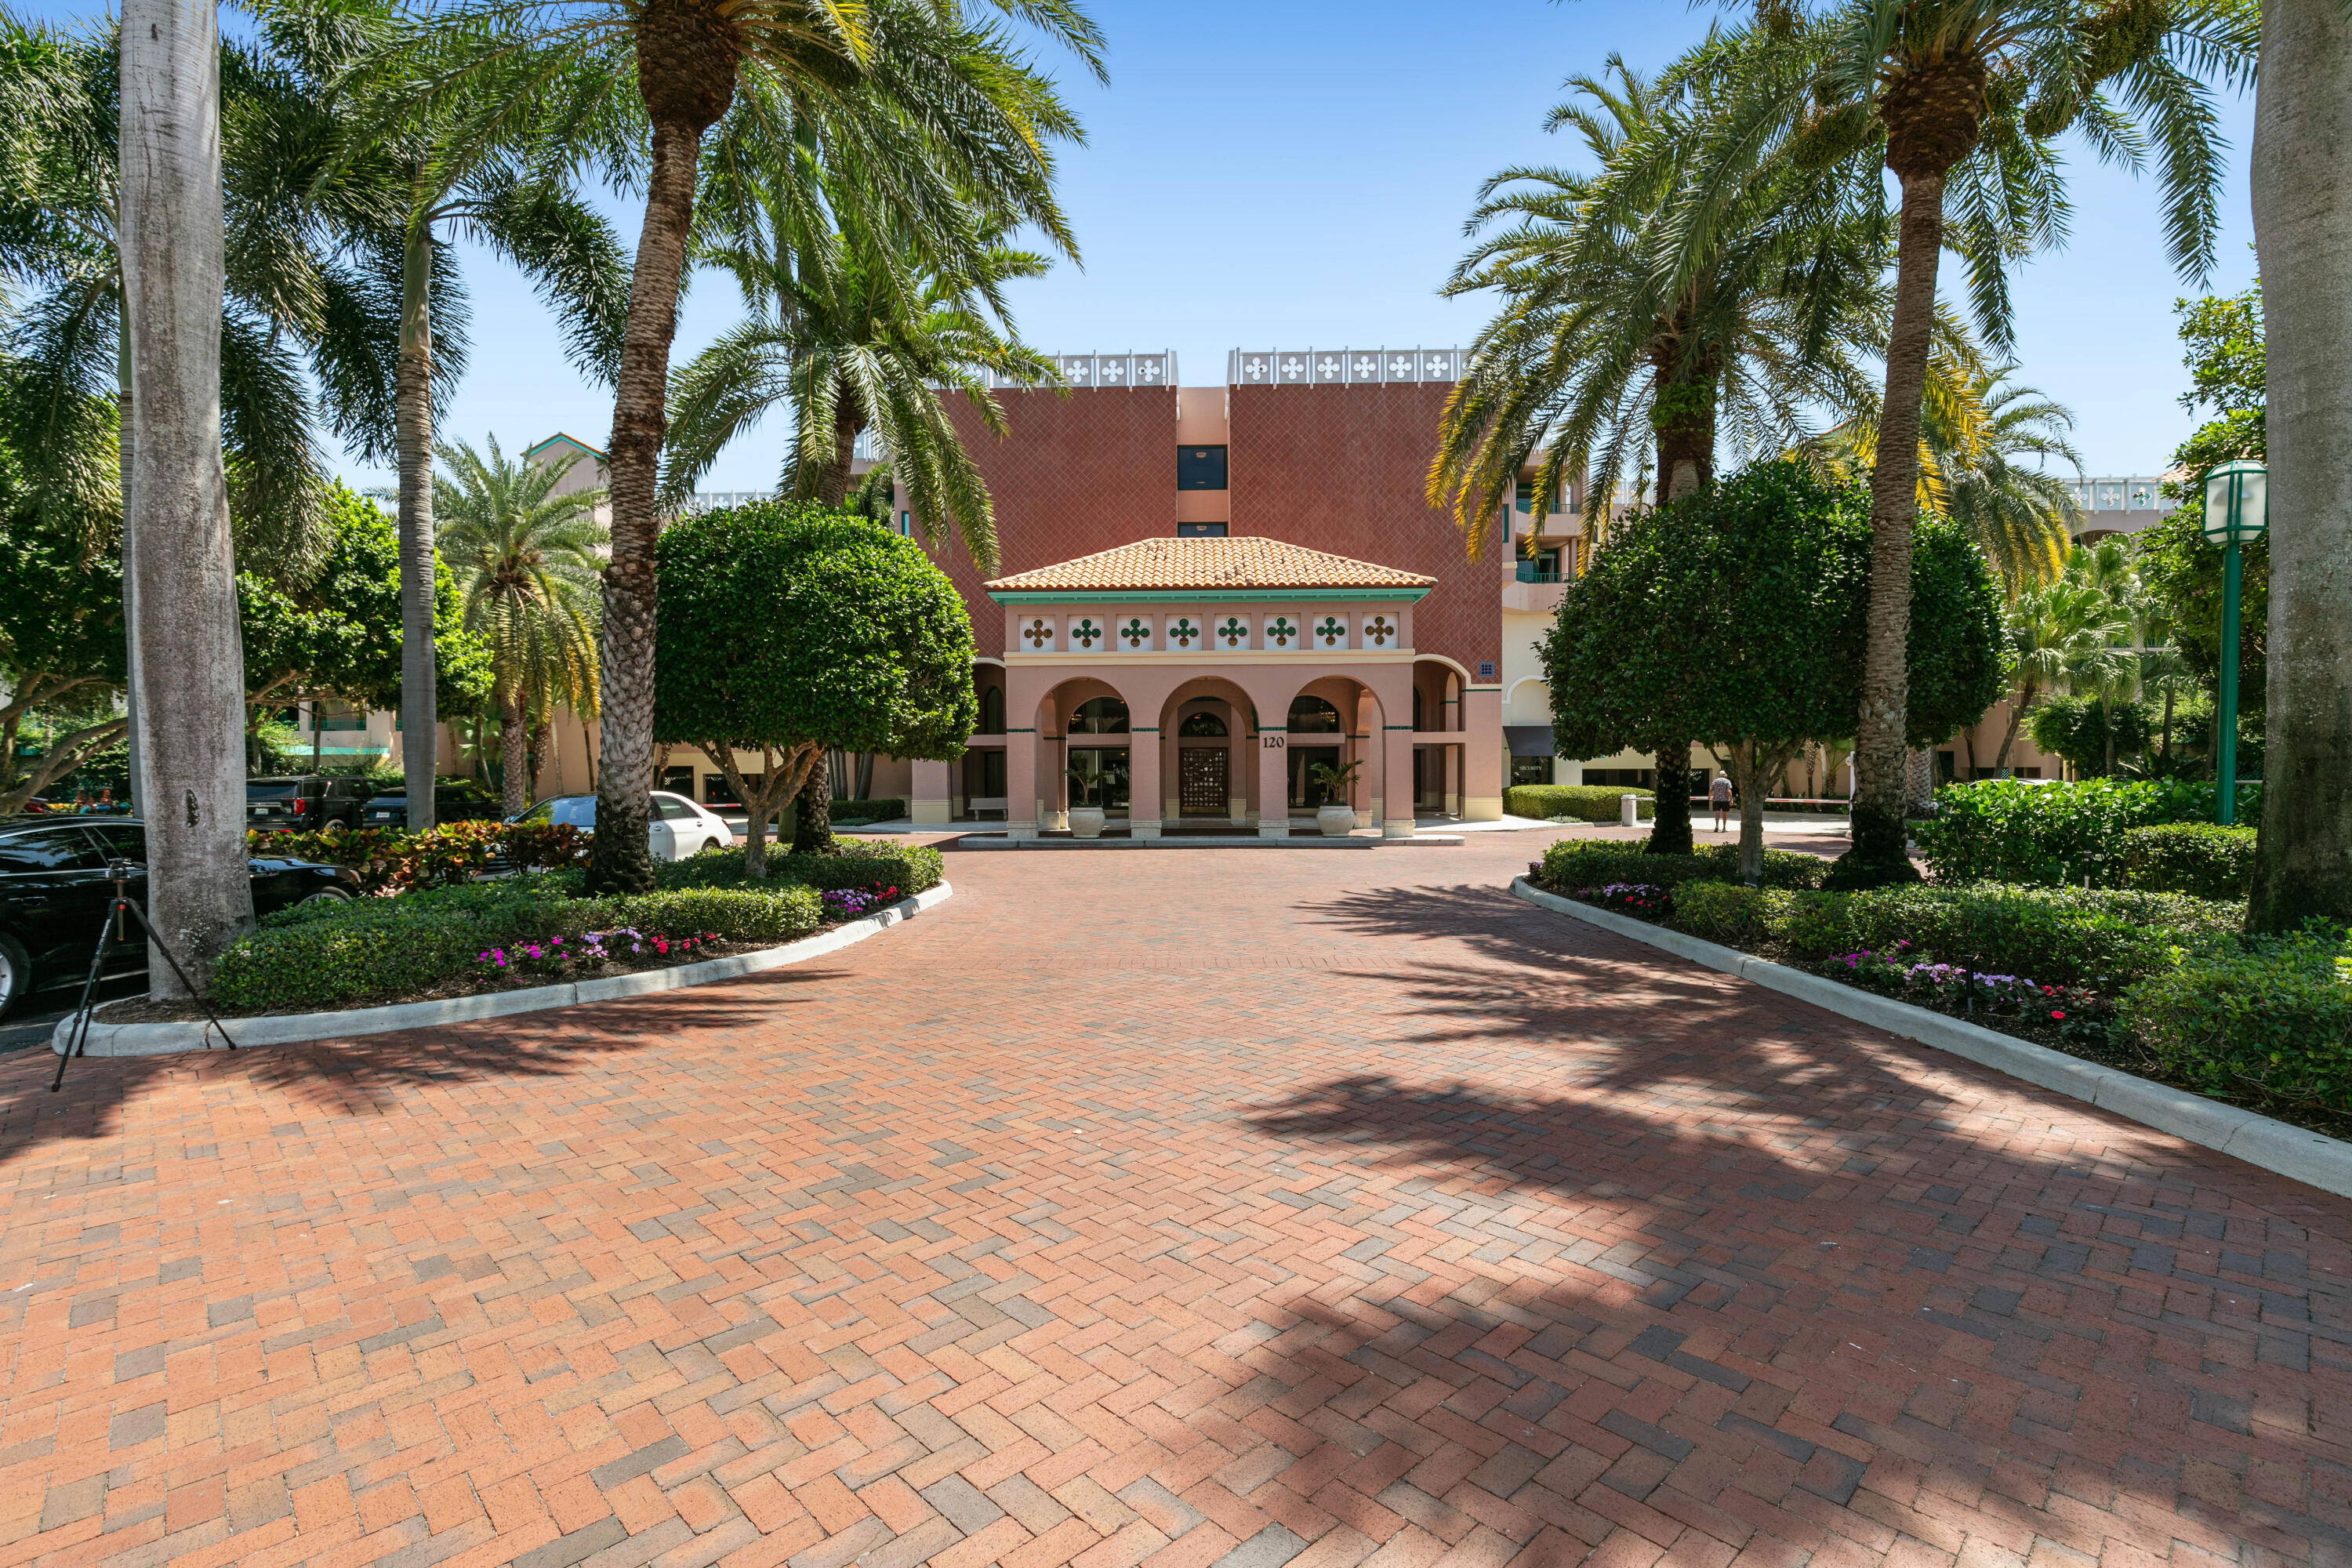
[655, 841, 943, 895]
[1537, 837, 1825, 891]
[252, 819, 590, 893]
[1914, 777, 2263, 887]
[213, 875, 826, 1009]
[2119, 822, 2258, 899]
[2122, 930, 2352, 1105]
[827, 798, 906, 824]
[1504, 784, 1651, 822]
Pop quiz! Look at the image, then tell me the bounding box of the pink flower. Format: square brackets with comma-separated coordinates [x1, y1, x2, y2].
[2050, 1009, 2065, 1020]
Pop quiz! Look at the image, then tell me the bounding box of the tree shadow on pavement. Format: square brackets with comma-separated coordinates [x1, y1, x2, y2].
[0, 964, 851, 1160]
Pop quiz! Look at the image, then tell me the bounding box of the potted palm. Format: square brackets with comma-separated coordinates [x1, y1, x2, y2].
[1065, 756, 1114, 838]
[1308, 759, 1364, 837]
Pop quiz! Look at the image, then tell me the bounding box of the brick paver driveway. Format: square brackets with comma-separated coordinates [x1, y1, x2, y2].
[2, 833, 2347, 1568]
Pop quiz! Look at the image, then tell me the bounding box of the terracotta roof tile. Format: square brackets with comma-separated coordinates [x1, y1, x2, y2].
[985, 536, 1436, 593]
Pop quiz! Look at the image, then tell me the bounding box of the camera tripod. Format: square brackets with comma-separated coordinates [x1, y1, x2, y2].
[50, 861, 237, 1093]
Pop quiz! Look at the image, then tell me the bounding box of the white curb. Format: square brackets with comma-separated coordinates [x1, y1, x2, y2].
[1508, 876, 2352, 1199]
[52, 882, 955, 1060]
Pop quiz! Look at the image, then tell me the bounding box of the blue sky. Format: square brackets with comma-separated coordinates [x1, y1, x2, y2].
[40, 0, 2262, 488]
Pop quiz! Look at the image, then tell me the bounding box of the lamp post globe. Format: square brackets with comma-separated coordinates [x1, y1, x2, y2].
[2202, 459, 2267, 826]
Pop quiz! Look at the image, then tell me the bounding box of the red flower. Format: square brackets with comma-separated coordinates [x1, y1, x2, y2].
[2050, 1010, 2065, 1020]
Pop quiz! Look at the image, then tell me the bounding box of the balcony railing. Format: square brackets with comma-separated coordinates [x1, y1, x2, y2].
[967, 352, 1176, 390]
[2067, 476, 2174, 512]
[1229, 348, 1465, 387]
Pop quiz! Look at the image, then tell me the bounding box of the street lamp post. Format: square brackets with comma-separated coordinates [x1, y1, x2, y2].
[2202, 459, 2267, 826]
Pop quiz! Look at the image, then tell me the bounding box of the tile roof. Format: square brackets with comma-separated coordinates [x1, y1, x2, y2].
[985, 536, 1436, 593]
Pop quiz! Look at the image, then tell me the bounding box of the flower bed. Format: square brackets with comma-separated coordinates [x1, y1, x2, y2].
[1531, 845, 2352, 1134]
[249, 820, 590, 893]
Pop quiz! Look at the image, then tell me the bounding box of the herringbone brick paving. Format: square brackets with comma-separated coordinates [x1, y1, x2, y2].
[0, 831, 2346, 1568]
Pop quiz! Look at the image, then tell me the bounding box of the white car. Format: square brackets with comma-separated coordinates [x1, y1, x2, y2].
[509, 791, 735, 861]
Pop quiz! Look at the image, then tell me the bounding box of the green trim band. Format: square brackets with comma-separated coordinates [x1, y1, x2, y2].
[1007, 727, 1036, 732]
[1384, 724, 1414, 730]
[989, 587, 1432, 604]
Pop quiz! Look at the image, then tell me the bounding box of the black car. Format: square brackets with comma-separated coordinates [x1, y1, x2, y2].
[0, 817, 361, 1017]
[358, 783, 503, 830]
[246, 775, 374, 833]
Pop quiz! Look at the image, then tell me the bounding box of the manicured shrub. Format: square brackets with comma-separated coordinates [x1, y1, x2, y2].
[1673, 882, 1770, 943]
[249, 819, 590, 893]
[827, 798, 907, 823]
[1836, 884, 2237, 988]
[1915, 776, 2264, 887]
[2121, 931, 2352, 1107]
[1504, 784, 1651, 822]
[655, 841, 943, 896]
[2120, 822, 2258, 899]
[213, 877, 821, 1010]
[1537, 839, 1824, 891]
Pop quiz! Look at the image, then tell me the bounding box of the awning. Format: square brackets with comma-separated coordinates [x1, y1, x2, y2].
[1504, 726, 1555, 758]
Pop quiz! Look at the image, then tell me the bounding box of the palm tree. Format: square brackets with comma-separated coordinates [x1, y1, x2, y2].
[659, 167, 1054, 559]
[2250, 0, 2351, 928]
[387, 0, 1100, 896]
[1991, 579, 2136, 775]
[434, 436, 607, 818]
[1430, 54, 1885, 853]
[1788, 0, 2250, 878]
[1794, 358, 2082, 593]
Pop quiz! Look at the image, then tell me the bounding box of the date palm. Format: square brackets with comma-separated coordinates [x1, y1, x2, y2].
[1430, 53, 1883, 854]
[1788, 0, 2252, 879]
[386, 0, 1099, 895]
[434, 435, 607, 818]
[661, 169, 1053, 564]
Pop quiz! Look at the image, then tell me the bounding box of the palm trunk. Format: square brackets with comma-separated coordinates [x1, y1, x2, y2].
[2100, 697, 2116, 777]
[120, 0, 253, 994]
[792, 761, 833, 854]
[2249, 0, 2352, 931]
[117, 331, 141, 818]
[1844, 168, 1945, 884]
[2161, 686, 2176, 767]
[1643, 365, 1711, 857]
[813, 390, 862, 507]
[499, 691, 528, 818]
[396, 213, 439, 832]
[1992, 688, 2031, 773]
[588, 114, 705, 895]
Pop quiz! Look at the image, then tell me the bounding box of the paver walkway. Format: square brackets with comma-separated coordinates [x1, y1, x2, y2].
[1, 833, 2346, 1568]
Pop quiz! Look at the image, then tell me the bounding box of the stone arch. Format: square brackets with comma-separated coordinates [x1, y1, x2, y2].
[1156, 675, 1256, 826]
[1275, 672, 1388, 826]
[1505, 677, 1551, 726]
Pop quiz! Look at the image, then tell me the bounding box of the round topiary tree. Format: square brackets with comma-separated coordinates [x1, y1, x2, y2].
[655, 502, 977, 875]
[1544, 462, 2004, 883]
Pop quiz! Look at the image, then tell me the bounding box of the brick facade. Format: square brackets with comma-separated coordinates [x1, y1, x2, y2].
[942, 387, 1178, 655]
[1228, 382, 1494, 678]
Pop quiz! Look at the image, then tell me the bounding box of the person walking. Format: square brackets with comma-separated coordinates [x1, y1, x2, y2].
[1708, 771, 1733, 833]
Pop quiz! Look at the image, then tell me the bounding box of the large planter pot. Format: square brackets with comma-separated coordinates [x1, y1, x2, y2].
[1068, 806, 1107, 839]
[1316, 804, 1356, 838]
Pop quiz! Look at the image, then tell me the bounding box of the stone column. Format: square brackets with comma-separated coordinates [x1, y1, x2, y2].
[910, 758, 952, 826]
[1462, 685, 1504, 821]
[1257, 728, 1290, 837]
[1128, 727, 1162, 838]
[1005, 730, 1039, 840]
[1381, 725, 1416, 838]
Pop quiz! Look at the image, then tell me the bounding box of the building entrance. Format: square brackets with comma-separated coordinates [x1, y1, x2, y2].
[1178, 749, 1227, 816]
[1287, 746, 1342, 810]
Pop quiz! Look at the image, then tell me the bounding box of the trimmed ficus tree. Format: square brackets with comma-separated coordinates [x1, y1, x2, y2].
[1545, 462, 2003, 881]
[655, 502, 976, 877]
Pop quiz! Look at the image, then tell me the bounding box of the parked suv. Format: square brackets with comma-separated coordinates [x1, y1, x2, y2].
[359, 781, 503, 829]
[0, 817, 361, 1016]
[245, 775, 374, 832]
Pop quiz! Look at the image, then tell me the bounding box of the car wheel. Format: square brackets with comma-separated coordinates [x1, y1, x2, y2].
[297, 887, 354, 908]
[0, 932, 31, 1020]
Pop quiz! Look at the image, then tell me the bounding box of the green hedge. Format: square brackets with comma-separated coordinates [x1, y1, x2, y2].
[2120, 931, 2352, 1106]
[1505, 784, 1652, 822]
[2120, 822, 2258, 900]
[1537, 838, 1826, 891]
[1653, 880, 2240, 988]
[655, 841, 944, 895]
[213, 877, 822, 1010]
[828, 797, 906, 823]
[1915, 777, 2263, 887]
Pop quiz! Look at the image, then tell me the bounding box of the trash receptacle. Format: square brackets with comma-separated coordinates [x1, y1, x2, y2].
[1620, 793, 1639, 827]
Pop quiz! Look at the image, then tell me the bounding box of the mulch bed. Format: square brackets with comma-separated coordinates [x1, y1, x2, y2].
[1532, 876, 2352, 1145]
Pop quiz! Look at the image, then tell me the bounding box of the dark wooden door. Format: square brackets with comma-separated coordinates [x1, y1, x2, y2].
[1178, 748, 1227, 815]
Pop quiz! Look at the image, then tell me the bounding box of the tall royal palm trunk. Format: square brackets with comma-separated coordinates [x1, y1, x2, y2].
[2249, 0, 2352, 931]
[1644, 367, 1715, 857]
[1846, 63, 1984, 884]
[396, 212, 440, 831]
[120, 0, 254, 993]
[590, 7, 739, 895]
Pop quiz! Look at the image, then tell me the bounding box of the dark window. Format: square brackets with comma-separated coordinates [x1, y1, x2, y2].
[964, 750, 1007, 797]
[1178, 710, 1227, 737]
[659, 766, 695, 797]
[84, 823, 144, 860]
[1176, 521, 1228, 538]
[1287, 696, 1343, 734]
[1412, 688, 1425, 731]
[1510, 756, 1552, 786]
[0, 826, 107, 873]
[703, 772, 740, 805]
[1177, 446, 1227, 490]
[978, 686, 1006, 735]
[246, 782, 303, 799]
[1069, 696, 1129, 735]
[654, 794, 696, 820]
[1936, 750, 1958, 783]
